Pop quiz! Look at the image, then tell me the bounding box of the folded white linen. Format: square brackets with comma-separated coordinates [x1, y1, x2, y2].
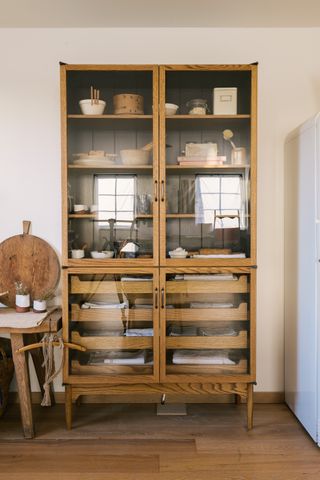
[168, 325, 198, 336]
[192, 254, 246, 258]
[121, 277, 153, 282]
[172, 350, 235, 365]
[190, 302, 234, 308]
[125, 328, 154, 337]
[81, 301, 128, 309]
[81, 329, 124, 337]
[198, 327, 238, 337]
[175, 274, 235, 281]
[103, 350, 146, 365]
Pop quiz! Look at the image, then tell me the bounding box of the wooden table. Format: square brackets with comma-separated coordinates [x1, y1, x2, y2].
[0, 307, 62, 438]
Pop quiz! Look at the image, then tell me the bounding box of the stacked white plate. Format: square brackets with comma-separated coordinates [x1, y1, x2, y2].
[72, 151, 117, 167]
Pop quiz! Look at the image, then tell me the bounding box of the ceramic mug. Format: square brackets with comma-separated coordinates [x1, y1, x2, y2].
[71, 249, 85, 259]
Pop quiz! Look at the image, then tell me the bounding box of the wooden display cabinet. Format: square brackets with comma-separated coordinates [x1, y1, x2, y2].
[60, 64, 257, 429]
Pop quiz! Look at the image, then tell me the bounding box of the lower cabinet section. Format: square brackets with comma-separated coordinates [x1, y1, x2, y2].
[63, 267, 256, 427]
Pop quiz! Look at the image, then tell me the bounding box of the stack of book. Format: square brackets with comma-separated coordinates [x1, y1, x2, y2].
[177, 155, 227, 166]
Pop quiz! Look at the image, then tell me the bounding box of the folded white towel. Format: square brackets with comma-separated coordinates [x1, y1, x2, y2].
[175, 274, 235, 281]
[121, 277, 153, 282]
[190, 302, 234, 309]
[125, 328, 154, 337]
[172, 350, 235, 365]
[103, 350, 146, 365]
[168, 325, 198, 336]
[198, 327, 238, 337]
[192, 254, 246, 258]
[81, 301, 128, 309]
[81, 329, 124, 337]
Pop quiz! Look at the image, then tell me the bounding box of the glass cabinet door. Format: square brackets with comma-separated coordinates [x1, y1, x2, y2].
[61, 66, 159, 266]
[160, 269, 254, 383]
[65, 270, 159, 383]
[159, 66, 257, 265]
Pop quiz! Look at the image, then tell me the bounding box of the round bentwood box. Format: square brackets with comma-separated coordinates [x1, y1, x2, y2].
[113, 94, 144, 115]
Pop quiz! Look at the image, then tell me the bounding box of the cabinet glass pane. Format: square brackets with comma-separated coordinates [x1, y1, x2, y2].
[69, 273, 155, 376]
[164, 69, 252, 260]
[65, 69, 155, 261]
[164, 272, 250, 376]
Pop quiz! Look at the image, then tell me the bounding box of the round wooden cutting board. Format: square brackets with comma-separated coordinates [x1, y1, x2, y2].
[0, 221, 60, 307]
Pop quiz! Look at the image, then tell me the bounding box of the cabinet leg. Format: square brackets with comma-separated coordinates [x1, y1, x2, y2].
[247, 384, 254, 430]
[235, 394, 241, 405]
[11, 334, 34, 439]
[65, 385, 72, 430]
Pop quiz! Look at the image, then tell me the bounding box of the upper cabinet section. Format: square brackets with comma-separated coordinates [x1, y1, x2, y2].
[159, 65, 257, 266]
[61, 65, 159, 267]
[61, 64, 257, 267]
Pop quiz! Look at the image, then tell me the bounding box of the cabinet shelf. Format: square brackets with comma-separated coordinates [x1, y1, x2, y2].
[166, 164, 250, 173]
[68, 165, 153, 173]
[71, 304, 153, 322]
[166, 330, 247, 349]
[166, 303, 247, 322]
[71, 360, 153, 375]
[166, 275, 248, 294]
[68, 114, 153, 119]
[70, 275, 153, 294]
[71, 332, 153, 350]
[166, 359, 248, 375]
[68, 213, 153, 220]
[166, 114, 250, 120]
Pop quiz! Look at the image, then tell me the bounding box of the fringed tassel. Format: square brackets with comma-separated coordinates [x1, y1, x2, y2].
[40, 334, 64, 407]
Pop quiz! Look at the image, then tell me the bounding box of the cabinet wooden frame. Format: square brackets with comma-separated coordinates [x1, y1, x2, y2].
[60, 64, 257, 429]
[159, 267, 256, 384]
[60, 64, 160, 267]
[62, 267, 160, 385]
[159, 64, 257, 267]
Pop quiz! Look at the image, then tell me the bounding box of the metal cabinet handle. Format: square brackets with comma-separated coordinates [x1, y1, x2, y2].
[154, 180, 158, 202]
[161, 288, 165, 308]
[161, 180, 165, 202]
[154, 288, 158, 309]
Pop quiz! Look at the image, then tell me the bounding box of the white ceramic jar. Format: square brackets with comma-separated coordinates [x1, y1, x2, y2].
[15, 294, 30, 313]
[33, 299, 47, 313]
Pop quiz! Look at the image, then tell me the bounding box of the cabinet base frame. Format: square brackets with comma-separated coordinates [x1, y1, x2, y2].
[65, 382, 254, 431]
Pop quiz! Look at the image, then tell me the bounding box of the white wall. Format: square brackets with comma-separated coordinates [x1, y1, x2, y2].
[1, 27, 320, 393]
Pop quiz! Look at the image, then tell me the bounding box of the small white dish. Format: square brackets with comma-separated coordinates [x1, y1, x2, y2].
[79, 99, 106, 115]
[73, 204, 88, 213]
[90, 250, 114, 259]
[165, 103, 179, 115]
[169, 247, 188, 258]
[169, 253, 188, 258]
[102, 250, 114, 258]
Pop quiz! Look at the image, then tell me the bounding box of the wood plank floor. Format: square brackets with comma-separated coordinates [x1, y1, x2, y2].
[0, 403, 320, 479]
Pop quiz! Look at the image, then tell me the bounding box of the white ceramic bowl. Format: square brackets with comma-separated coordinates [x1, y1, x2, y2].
[71, 249, 85, 259]
[169, 249, 188, 258]
[73, 204, 88, 213]
[102, 250, 114, 258]
[165, 103, 179, 115]
[90, 250, 114, 259]
[169, 253, 188, 258]
[120, 149, 150, 165]
[79, 99, 106, 115]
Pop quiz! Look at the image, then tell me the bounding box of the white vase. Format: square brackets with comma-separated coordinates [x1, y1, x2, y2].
[33, 299, 47, 313]
[15, 294, 30, 313]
